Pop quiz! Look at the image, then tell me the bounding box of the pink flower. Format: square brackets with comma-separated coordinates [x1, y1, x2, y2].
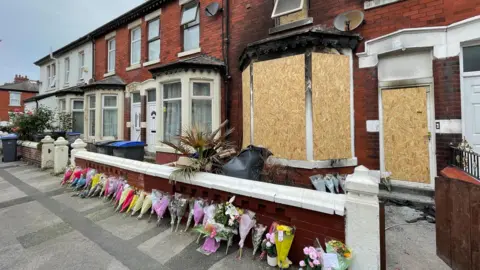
[210, 227, 217, 238]
[313, 259, 320, 266]
[299, 261, 306, 267]
[303, 247, 310, 255]
[309, 260, 314, 268]
[27, 111, 33, 115]
[14, 108, 20, 113]
[309, 251, 318, 260]
[309, 247, 316, 254]
[269, 233, 275, 243]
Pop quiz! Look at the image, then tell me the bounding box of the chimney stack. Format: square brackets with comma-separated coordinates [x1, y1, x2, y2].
[14, 74, 29, 83]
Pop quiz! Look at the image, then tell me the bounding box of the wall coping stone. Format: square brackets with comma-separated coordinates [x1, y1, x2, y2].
[21, 141, 39, 149]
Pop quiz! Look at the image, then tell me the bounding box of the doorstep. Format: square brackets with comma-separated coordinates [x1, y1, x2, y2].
[379, 183, 434, 208]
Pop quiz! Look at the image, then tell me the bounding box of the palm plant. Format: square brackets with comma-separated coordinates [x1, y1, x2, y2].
[162, 120, 236, 181]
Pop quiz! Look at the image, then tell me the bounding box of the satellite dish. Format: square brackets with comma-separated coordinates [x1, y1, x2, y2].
[205, 2, 222, 17]
[333, 10, 364, 31]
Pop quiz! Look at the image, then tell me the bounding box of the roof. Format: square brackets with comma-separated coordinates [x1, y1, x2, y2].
[0, 81, 39, 93]
[80, 75, 126, 91]
[149, 54, 225, 77]
[23, 85, 83, 103]
[239, 25, 362, 70]
[34, 0, 174, 66]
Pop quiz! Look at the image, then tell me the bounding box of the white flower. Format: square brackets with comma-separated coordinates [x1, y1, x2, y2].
[266, 242, 272, 247]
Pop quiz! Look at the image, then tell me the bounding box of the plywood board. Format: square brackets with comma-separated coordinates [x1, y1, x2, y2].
[383, 87, 430, 183]
[312, 53, 351, 160]
[253, 55, 306, 160]
[279, 2, 308, 25]
[242, 66, 251, 148]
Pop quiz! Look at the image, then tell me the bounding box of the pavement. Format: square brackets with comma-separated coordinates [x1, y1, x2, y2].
[0, 161, 452, 270]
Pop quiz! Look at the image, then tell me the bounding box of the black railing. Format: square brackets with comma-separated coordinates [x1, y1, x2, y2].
[451, 146, 480, 180]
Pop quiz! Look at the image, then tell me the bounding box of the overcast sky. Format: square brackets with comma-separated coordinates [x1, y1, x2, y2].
[0, 0, 144, 84]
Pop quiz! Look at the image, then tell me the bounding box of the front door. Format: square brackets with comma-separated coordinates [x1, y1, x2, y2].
[464, 76, 480, 153]
[131, 93, 141, 141]
[382, 87, 431, 183]
[146, 90, 157, 152]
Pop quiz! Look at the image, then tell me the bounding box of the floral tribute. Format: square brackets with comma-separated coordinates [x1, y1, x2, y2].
[325, 239, 352, 270]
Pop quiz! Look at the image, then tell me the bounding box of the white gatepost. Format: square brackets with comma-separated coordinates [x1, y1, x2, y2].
[70, 139, 87, 167]
[40, 136, 55, 169]
[53, 137, 69, 175]
[345, 165, 380, 270]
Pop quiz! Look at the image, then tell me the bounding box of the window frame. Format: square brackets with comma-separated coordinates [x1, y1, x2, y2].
[58, 98, 66, 112]
[161, 81, 182, 142]
[190, 80, 213, 130]
[130, 27, 142, 65]
[102, 94, 119, 138]
[47, 63, 56, 89]
[9, 92, 21, 107]
[64, 58, 70, 85]
[78, 51, 85, 82]
[181, 1, 200, 52]
[88, 95, 96, 137]
[107, 39, 116, 73]
[271, 0, 305, 18]
[71, 99, 84, 133]
[147, 18, 161, 62]
[47, 65, 51, 88]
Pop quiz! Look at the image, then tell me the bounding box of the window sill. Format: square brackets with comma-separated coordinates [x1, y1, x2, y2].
[104, 71, 115, 78]
[364, 0, 404, 10]
[126, 64, 141, 71]
[267, 156, 358, 169]
[178, 48, 201, 58]
[155, 145, 183, 154]
[9, 104, 21, 107]
[269, 17, 313, 35]
[143, 59, 160, 67]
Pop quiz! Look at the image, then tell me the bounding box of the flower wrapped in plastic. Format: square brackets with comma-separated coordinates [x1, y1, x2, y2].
[325, 239, 352, 270]
[61, 166, 74, 185]
[120, 188, 136, 212]
[152, 192, 170, 225]
[175, 194, 189, 232]
[168, 194, 180, 232]
[138, 193, 152, 219]
[114, 183, 127, 206]
[252, 223, 267, 257]
[275, 225, 295, 268]
[184, 198, 195, 231]
[91, 174, 107, 197]
[196, 203, 216, 243]
[84, 169, 97, 190]
[116, 185, 132, 211]
[185, 198, 206, 231]
[237, 210, 256, 259]
[259, 222, 278, 260]
[131, 191, 146, 216]
[299, 246, 323, 270]
[126, 192, 139, 214]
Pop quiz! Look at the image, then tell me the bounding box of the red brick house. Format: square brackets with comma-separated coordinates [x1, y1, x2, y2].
[0, 75, 39, 122]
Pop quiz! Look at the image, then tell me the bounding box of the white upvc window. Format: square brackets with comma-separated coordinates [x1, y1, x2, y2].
[78, 51, 85, 81]
[271, 0, 304, 18]
[58, 99, 66, 112]
[181, 1, 200, 52]
[72, 99, 84, 133]
[47, 63, 56, 88]
[88, 95, 96, 137]
[191, 81, 213, 131]
[131, 27, 141, 65]
[162, 82, 182, 144]
[9, 92, 21, 106]
[108, 39, 116, 72]
[148, 18, 161, 61]
[64, 58, 70, 85]
[102, 95, 118, 137]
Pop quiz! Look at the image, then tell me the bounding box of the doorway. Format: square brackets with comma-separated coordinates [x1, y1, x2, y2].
[131, 93, 141, 142]
[146, 90, 157, 152]
[462, 44, 480, 153]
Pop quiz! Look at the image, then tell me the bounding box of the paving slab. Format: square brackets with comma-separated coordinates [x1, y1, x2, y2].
[18, 173, 61, 193]
[52, 192, 107, 212]
[138, 229, 197, 264]
[0, 178, 27, 203]
[96, 212, 158, 240]
[208, 248, 273, 270]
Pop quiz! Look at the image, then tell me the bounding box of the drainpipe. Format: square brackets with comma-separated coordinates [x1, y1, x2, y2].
[90, 35, 96, 83]
[223, 0, 231, 130]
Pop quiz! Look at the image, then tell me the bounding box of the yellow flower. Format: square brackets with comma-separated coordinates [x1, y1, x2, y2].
[276, 225, 292, 234]
[344, 252, 351, 258]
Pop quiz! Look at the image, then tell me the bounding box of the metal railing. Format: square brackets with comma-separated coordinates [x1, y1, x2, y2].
[451, 146, 480, 180]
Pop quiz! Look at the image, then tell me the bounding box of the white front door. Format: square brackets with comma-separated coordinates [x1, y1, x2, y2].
[464, 76, 480, 152]
[131, 93, 141, 141]
[146, 90, 157, 152]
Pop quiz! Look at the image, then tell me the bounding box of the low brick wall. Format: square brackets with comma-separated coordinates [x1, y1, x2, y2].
[17, 141, 41, 167]
[76, 156, 346, 263]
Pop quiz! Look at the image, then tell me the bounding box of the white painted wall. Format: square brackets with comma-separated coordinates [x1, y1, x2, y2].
[378, 50, 433, 81]
[38, 41, 93, 94]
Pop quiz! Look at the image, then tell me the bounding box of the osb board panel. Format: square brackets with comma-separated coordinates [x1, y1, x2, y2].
[383, 87, 430, 183]
[312, 53, 351, 160]
[279, 1, 308, 25]
[242, 66, 251, 149]
[253, 55, 306, 160]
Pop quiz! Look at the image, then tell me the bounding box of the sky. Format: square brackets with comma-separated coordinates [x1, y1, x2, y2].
[0, 0, 145, 85]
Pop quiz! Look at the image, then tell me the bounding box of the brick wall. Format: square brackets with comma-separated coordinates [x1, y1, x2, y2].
[434, 57, 462, 119]
[0, 91, 37, 121]
[76, 157, 345, 263]
[17, 145, 41, 167]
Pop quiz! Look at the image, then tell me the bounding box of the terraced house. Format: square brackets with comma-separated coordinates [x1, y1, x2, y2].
[28, 0, 480, 192]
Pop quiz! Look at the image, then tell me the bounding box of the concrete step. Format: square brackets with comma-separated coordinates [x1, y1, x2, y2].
[143, 155, 156, 164]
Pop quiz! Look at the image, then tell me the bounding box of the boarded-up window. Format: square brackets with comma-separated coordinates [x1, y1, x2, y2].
[278, 0, 308, 25]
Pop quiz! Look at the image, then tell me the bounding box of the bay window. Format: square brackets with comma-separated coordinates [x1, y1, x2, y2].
[88, 95, 96, 137]
[162, 82, 182, 144]
[148, 19, 160, 61]
[181, 1, 200, 52]
[108, 39, 116, 73]
[72, 100, 84, 133]
[131, 27, 141, 65]
[102, 95, 118, 137]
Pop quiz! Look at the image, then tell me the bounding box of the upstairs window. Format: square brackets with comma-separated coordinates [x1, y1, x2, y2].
[181, 1, 200, 52]
[271, 0, 304, 18]
[78, 51, 85, 81]
[148, 18, 161, 61]
[64, 58, 70, 84]
[108, 39, 116, 73]
[131, 27, 141, 65]
[9, 92, 21, 106]
[58, 99, 66, 112]
[48, 63, 56, 88]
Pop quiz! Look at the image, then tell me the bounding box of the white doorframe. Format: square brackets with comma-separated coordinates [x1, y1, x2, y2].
[131, 92, 141, 142]
[460, 40, 480, 144]
[378, 81, 437, 188]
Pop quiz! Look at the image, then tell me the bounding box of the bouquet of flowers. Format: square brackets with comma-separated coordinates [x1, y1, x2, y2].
[131, 191, 146, 216]
[325, 239, 352, 270]
[275, 225, 295, 268]
[152, 191, 170, 225]
[261, 232, 277, 266]
[237, 210, 256, 259]
[175, 194, 189, 232]
[61, 166, 74, 185]
[185, 198, 206, 231]
[138, 193, 152, 219]
[252, 223, 267, 257]
[299, 246, 322, 269]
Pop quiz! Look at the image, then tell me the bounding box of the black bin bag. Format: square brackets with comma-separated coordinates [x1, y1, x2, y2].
[222, 145, 272, 181]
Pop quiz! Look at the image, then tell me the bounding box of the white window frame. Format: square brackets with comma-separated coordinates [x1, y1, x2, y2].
[88, 95, 96, 137]
[71, 99, 84, 133]
[190, 80, 213, 130]
[107, 39, 116, 73]
[181, 1, 200, 52]
[48, 63, 56, 89]
[58, 98, 66, 112]
[78, 51, 85, 82]
[47, 65, 51, 88]
[130, 27, 141, 65]
[147, 18, 161, 62]
[64, 58, 70, 85]
[102, 95, 118, 138]
[271, 0, 305, 18]
[161, 81, 182, 142]
[9, 92, 21, 107]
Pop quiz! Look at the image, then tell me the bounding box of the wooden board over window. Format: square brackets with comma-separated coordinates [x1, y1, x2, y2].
[242, 65, 251, 149]
[253, 55, 306, 160]
[312, 53, 351, 160]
